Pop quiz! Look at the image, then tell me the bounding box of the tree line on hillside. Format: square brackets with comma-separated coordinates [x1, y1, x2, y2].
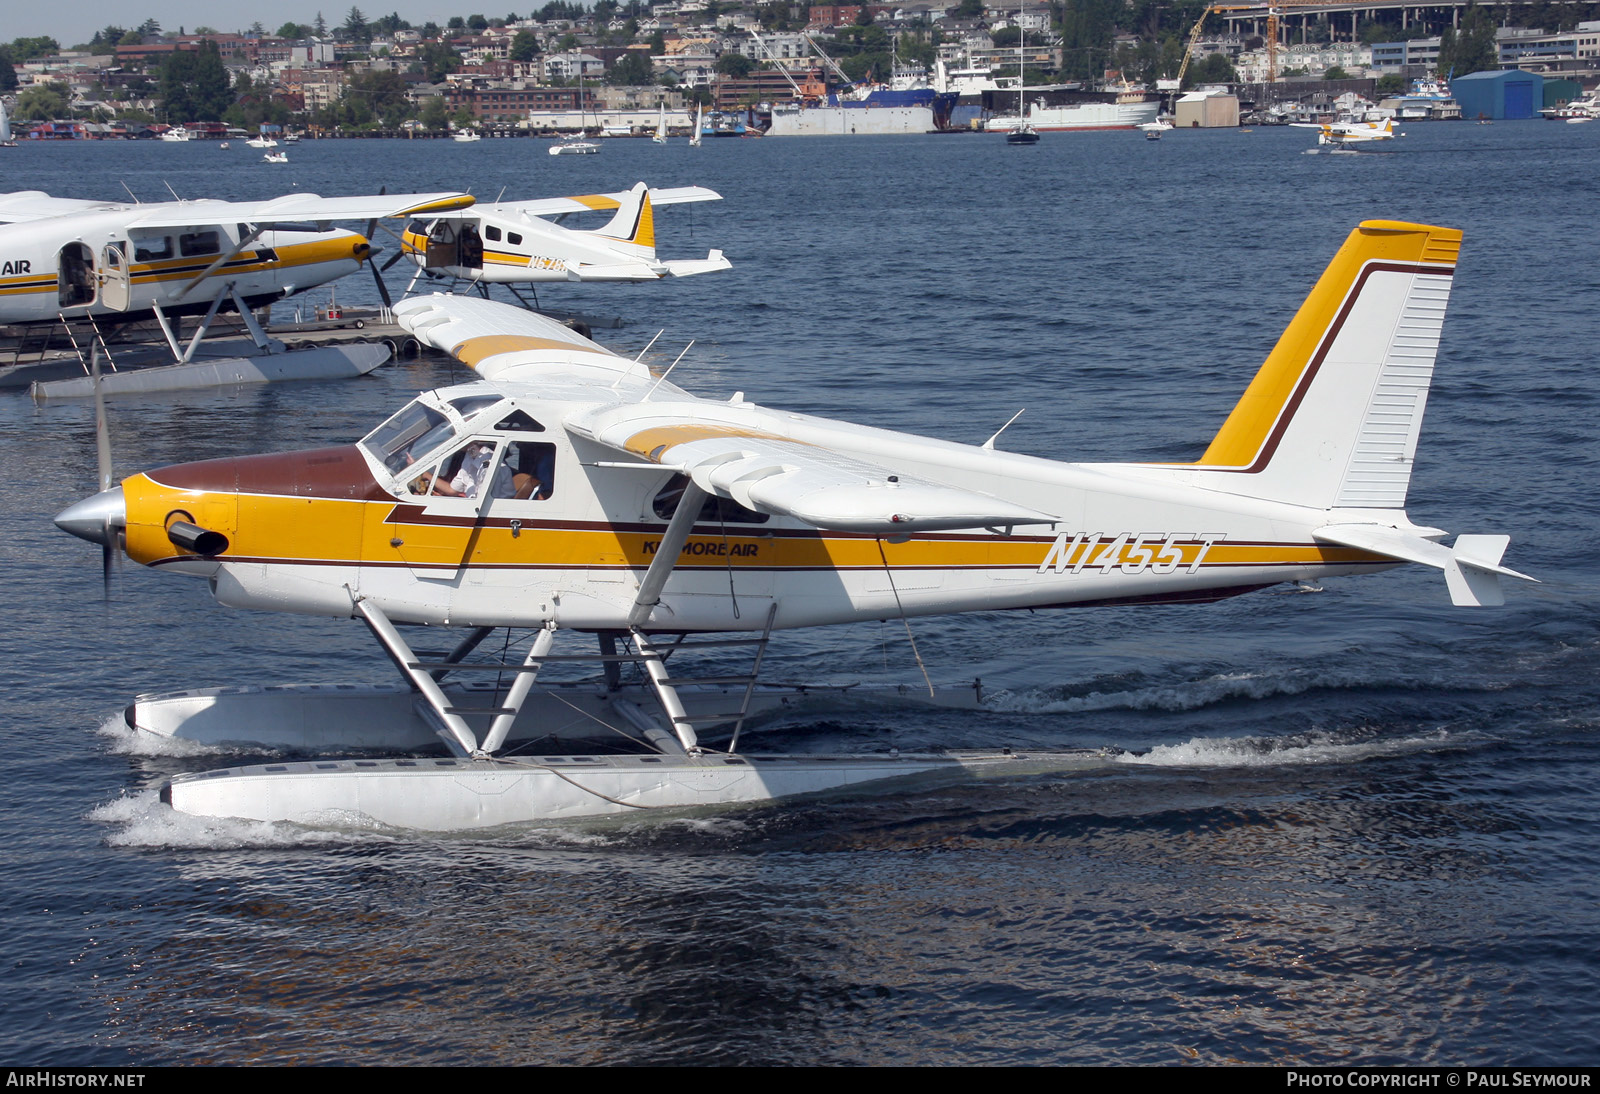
[7, 0, 1600, 126]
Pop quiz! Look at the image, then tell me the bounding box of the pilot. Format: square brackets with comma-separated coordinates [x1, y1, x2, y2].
[428, 441, 515, 499]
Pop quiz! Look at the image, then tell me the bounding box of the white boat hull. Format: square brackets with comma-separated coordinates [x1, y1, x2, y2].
[989, 100, 1160, 132]
[766, 104, 938, 137]
[164, 749, 1103, 829]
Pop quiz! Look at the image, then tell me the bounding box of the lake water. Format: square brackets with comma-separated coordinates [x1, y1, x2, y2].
[3, 122, 1598, 1065]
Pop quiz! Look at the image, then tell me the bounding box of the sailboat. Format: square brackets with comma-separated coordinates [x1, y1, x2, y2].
[551, 67, 601, 155]
[689, 101, 704, 147]
[1004, 7, 1039, 144]
[0, 100, 16, 148]
[653, 101, 668, 144]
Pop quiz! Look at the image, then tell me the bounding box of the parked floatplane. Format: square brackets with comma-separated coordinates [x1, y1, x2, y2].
[397, 182, 730, 289]
[0, 189, 473, 395]
[56, 221, 1532, 830]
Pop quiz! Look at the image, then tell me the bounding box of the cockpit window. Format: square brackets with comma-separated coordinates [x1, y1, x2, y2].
[494, 409, 545, 432]
[448, 394, 503, 422]
[361, 401, 458, 474]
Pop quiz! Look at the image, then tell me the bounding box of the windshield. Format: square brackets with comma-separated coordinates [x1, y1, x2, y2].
[361, 400, 459, 474]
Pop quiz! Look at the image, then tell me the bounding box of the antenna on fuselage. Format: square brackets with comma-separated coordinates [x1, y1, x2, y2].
[613, 329, 664, 392]
[162, 180, 182, 201]
[119, 181, 140, 204]
[982, 408, 1025, 450]
[643, 341, 694, 401]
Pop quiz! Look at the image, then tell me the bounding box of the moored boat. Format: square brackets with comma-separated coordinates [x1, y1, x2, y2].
[987, 93, 1159, 133]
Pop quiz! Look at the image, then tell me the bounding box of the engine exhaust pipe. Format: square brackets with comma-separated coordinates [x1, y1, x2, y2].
[167, 521, 229, 557]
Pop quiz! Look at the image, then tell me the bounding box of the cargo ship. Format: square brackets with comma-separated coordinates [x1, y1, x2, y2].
[759, 61, 959, 137]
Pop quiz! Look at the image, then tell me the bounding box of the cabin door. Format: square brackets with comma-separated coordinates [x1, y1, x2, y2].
[100, 242, 131, 311]
[57, 242, 96, 309]
[424, 222, 459, 270]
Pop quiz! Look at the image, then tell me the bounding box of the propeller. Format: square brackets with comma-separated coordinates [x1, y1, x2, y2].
[89, 342, 121, 594]
[367, 247, 394, 309]
[364, 186, 394, 309]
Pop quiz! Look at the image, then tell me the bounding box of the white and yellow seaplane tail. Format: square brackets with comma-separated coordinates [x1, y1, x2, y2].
[0, 190, 473, 326]
[55, 220, 1532, 830]
[398, 182, 730, 284]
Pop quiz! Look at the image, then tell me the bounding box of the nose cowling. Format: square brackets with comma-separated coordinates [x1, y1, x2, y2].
[55, 486, 125, 547]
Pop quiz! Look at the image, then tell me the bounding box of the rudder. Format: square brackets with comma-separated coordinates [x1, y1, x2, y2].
[1192, 220, 1461, 511]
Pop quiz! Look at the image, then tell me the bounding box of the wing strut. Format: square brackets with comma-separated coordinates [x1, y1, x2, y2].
[172, 226, 264, 302]
[629, 479, 708, 628]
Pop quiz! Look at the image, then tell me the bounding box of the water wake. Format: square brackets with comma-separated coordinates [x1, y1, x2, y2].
[1121, 727, 1462, 769]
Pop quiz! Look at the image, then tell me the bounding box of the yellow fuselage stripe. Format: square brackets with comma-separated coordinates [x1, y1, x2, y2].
[120, 475, 1382, 572]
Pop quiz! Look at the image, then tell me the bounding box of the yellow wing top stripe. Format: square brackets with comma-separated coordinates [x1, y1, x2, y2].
[573, 194, 623, 211]
[621, 424, 791, 461]
[450, 334, 619, 367]
[396, 195, 477, 216]
[1197, 220, 1461, 469]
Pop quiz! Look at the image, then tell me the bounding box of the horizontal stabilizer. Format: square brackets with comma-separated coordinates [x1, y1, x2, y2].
[1313, 524, 1535, 607]
[663, 250, 732, 278]
[565, 262, 664, 282]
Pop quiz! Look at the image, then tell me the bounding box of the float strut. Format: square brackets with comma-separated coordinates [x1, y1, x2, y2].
[354, 598, 481, 757]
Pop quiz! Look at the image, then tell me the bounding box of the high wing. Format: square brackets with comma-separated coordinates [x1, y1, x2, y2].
[392, 294, 1056, 534]
[0, 190, 474, 229]
[0, 191, 132, 224]
[572, 407, 1058, 533]
[472, 185, 723, 219]
[125, 191, 475, 228]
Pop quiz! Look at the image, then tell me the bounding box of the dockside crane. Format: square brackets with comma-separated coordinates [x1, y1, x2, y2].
[1176, 2, 1333, 87]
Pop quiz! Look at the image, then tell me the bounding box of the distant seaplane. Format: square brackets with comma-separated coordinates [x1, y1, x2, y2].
[56, 220, 1533, 830]
[1295, 117, 1401, 149]
[396, 182, 729, 292]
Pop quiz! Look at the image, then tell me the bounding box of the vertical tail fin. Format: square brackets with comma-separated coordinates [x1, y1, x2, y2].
[593, 182, 656, 259]
[1191, 220, 1460, 510]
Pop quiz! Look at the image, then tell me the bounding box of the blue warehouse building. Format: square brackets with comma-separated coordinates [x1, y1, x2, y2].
[1451, 69, 1544, 119]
